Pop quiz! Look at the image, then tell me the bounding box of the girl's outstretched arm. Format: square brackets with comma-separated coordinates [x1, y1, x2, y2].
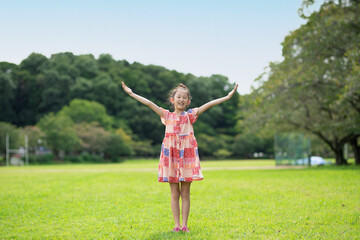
[197, 84, 238, 116]
[122, 82, 163, 117]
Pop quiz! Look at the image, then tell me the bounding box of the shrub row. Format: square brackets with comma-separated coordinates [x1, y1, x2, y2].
[24, 153, 123, 165]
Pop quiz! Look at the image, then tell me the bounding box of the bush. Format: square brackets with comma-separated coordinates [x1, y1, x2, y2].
[109, 157, 124, 163]
[197, 134, 233, 157]
[28, 154, 54, 164]
[214, 149, 232, 159]
[131, 140, 155, 157]
[105, 134, 133, 158]
[232, 133, 274, 159]
[80, 152, 105, 163]
[64, 155, 83, 163]
[64, 153, 106, 163]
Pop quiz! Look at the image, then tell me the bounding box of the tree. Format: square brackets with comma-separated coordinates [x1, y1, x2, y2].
[187, 75, 239, 135]
[70, 77, 94, 100]
[18, 53, 47, 75]
[39, 69, 74, 114]
[196, 133, 232, 157]
[45, 52, 79, 79]
[90, 73, 122, 116]
[0, 71, 15, 122]
[118, 97, 165, 144]
[59, 99, 113, 130]
[9, 53, 48, 126]
[74, 122, 110, 154]
[343, 34, 360, 164]
[37, 113, 80, 158]
[19, 126, 45, 153]
[74, 54, 98, 79]
[247, 1, 360, 164]
[105, 133, 133, 160]
[98, 54, 115, 72]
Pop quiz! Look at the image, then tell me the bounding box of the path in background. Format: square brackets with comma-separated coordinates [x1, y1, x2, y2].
[0, 161, 305, 173]
[204, 165, 305, 171]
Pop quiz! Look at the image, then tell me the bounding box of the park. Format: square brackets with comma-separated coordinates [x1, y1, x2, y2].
[0, 0, 359, 239]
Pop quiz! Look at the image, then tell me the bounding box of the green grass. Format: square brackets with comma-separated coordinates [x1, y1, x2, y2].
[0, 160, 359, 239]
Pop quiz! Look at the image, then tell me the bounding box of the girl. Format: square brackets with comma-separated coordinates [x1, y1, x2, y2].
[122, 82, 238, 233]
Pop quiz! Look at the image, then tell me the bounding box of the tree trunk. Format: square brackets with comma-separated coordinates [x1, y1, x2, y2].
[334, 147, 347, 165]
[349, 137, 360, 165]
[320, 139, 347, 165]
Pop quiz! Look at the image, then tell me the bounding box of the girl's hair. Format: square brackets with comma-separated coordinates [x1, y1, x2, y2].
[168, 83, 192, 107]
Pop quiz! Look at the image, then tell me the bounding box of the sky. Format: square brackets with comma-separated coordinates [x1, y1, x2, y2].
[0, 0, 321, 95]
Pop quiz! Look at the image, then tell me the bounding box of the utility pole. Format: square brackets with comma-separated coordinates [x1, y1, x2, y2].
[5, 134, 29, 166]
[6, 134, 9, 166]
[25, 135, 29, 166]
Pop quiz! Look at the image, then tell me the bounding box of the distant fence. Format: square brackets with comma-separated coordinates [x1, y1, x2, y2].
[274, 133, 310, 166]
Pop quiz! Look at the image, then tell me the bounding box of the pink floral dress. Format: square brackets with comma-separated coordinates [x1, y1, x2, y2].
[158, 108, 204, 183]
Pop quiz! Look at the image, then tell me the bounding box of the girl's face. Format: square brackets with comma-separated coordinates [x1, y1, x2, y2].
[171, 89, 190, 111]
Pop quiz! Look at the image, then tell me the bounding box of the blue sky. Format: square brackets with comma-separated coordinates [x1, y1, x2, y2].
[0, 0, 321, 94]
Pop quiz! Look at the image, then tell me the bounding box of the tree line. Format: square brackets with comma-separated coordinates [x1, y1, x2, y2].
[1, 52, 263, 163]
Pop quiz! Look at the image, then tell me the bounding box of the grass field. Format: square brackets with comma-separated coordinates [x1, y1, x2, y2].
[0, 160, 359, 239]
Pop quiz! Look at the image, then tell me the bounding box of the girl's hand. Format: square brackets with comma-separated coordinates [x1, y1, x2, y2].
[227, 84, 238, 99]
[122, 82, 133, 96]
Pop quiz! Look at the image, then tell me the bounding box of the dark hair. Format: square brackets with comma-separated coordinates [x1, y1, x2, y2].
[168, 83, 192, 108]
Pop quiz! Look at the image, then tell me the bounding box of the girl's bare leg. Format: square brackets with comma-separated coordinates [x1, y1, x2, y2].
[169, 183, 181, 228]
[180, 182, 191, 228]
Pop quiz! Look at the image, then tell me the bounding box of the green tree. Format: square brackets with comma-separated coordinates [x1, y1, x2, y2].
[130, 139, 155, 156]
[45, 52, 79, 78]
[105, 133, 133, 160]
[343, 38, 360, 164]
[98, 54, 115, 72]
[70, 77, 94, 100]
[196, 133, 232, 157]
[0, 71, 16, 122]
[91, 73, 122, 116]
[247, 1, 360, 165]
[59, 99, 113, 130]
[117, 94, 164, 145]
[19, 126, 45, 153]
[18, 53, 47, 75]
[39, 69, 74, 114]
[37, 113, 80, 158]
[188, 75, 239, 135]
[74, 54, 98, 79]
[74, 122, 110, 154]
[10, 53, 48, 126]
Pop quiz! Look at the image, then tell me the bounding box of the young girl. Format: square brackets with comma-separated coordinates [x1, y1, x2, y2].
[122, 82, 238, 233]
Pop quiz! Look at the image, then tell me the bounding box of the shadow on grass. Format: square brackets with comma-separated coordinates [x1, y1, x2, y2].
[145, 231, 191, 240]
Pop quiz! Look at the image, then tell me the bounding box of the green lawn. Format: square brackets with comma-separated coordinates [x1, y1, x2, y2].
[0, 160, 359, 239]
